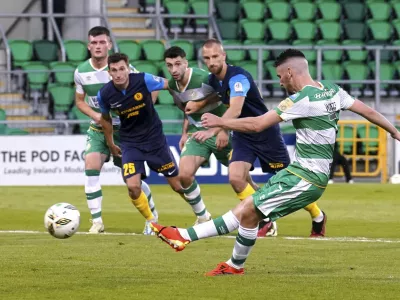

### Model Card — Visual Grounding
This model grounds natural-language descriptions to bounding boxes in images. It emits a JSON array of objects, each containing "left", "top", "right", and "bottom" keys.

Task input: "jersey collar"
[{"left": 89, "top": 58, "right": 108, "bottom": 71}]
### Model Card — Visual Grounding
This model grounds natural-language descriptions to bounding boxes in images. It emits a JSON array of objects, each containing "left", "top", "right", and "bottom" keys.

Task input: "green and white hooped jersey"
[
  {"left": 74, "top": 59, "right": 138, "bottom": 127},
  {"left": 168, "top": 67, "right": 226, "bottom": 132},
  {"left": 274, "top": 80, "right": 355, "bottom": 187}
]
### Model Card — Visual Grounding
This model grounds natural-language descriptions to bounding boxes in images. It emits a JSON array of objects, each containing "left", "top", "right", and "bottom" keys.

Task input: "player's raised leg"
[{"left": 179, "top": 151, "right": 211, "bottom": 225}]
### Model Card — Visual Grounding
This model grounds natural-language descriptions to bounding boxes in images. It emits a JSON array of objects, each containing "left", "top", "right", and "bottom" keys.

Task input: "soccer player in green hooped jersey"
[
  {"left": 151, "top": 49, "right": 400, "bottom": 275},
  {"left": 164, "top": 46, "right": 261, "bottom": 226},
  {"left": 74, "top": 26, "right": 158, "bottom": 234}
]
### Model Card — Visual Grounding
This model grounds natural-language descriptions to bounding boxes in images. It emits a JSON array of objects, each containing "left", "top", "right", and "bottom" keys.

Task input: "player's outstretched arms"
[
  {"left": 348, "top": 99, "right": 400, "bottom": 141},
  {"left": 201, "top": 110, "right": 282, "bottom": 133}
]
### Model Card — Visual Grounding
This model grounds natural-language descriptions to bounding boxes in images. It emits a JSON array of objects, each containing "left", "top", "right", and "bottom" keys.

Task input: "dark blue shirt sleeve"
[
  {"left": 97, "top": 90, "right": 110, "bottom": 114},
  {"left": 144, "top": 73, "right": 165, "bottom": 92},
  {"left": 228, "top": 74, "right": 251, "bottom": 97}
]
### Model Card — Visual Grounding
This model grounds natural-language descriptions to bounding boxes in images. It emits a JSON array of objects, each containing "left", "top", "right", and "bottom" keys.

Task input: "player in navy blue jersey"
[
  {"left": 98, "top": 53, "right": 183, "bottom": 234},
  {"left": 192, "top": 39, "right": 326, "bottom": 237}
]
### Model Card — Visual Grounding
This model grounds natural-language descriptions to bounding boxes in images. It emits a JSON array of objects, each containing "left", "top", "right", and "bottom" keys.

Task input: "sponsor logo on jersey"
[
  {"left": 315, "top": 88, "right": 335, "bottom": 99},
  {"left": 234, "top": 82, "right": 243, "bottom": 92},
  {"left": 134, "top": 92, "right": 143, "bottom": 101}
]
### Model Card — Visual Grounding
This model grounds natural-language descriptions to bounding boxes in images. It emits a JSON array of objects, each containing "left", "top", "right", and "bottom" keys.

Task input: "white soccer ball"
[
  {"left": 44, "top": 203, "right": 80, "bottom": 239},
  {"left": 390, "top": 174, "right": 400, "bottom": 184}
]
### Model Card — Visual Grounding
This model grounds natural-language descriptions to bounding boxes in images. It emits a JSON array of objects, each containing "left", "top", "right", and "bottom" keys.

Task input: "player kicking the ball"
[{"left": 151, "top": 49, "right": 400, "bottom": 275}]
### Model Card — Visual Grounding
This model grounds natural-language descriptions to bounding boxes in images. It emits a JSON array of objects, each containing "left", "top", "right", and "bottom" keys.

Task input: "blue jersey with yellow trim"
[
  {"left": 209, "top": 65, "right": 281, "bottom": 142},
  {"left": 98, "top": 72, "right": 165, "bottom": 150}
]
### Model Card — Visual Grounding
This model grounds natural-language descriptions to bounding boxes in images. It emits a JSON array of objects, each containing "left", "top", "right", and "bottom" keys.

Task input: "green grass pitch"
[{"left": 0, "top": 184, "right": 399, "bottom": 300}]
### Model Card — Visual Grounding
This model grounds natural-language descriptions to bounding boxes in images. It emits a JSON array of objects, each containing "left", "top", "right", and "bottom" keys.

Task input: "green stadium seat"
[
  {"left": 357, "top": 125, "right": 379, "bottom": 154},
  {"left": 267, "top": 1, "right": 290, "bottom": 21},
  {"left": 217, "top": 1, "right": 239, "bottom": 21},
  {"left": 50, "top": 62, "right": 75, "bottom": 85},
  {"left": 160, "top": 64, "right": 171, "bottom": 79},
  {"left": 188, "top": 60, "right": 199, "bottom": 68},
  {"left": 239, "top": 61, "right": 260, "bottom": 80},
  {"left": 308, "top": 64, "right": 316, "bottom": 79},
  {"left": 317, "top": 1, "right": 341, "bottom": 21},
  {"left": 0, "top": 109, "right": 6, "bottom": 134},
  {"left": 217, "top": 20, "right": 239, "bottom": 40},
  {"left": 132, "top": 61, "right": 159, "bottom": 75},
  {"left": 71, "top": 106, "right": 90, "bottom": 134},
  {"left": 367, "top": 2, "right": 391, "bottom": 21},
  {"left": 157, "top": 90, "right": 175, "bottom": 105},
  {"left": 367, "top": 20, "right": 392, "bottom": 43},
  {"left": 165, "top": 1, "right": 189, "bottom": 26},
  {"left": 343, "top": 61, "right": 370, "bottom": 90},
  {"left": 267, "top": 40, "right": 291, "bottom": 59},
  {"left": 318, "top": 21, "right": 341, "bottom": 41},
  {"left": 224, "top": 40, "right": 246, "bottom": 63},
  {"left": 343, "top": 21, "right": 367, "bottom": 40},
  {"left": 32, "top": 40, "right": 59, "bottom": 63},
  {"left": 266, "top": 20, "right": 292, "bottom": 41},
  {"left": 292, "top": 1, "right": 316, "bottom": 21},
  {"left": 8, "top": 40, "right": 33, "bottom": 68},
  {"left": 63, "top": 40, "right": 88, "bottom": 63},
  {"left": 393, "top": 19, "right": 400, "bottom": 39},
  {"left": 170, "top": 40, "right": 194, "bottom": 60},
  {"left": 241, "top": 20, "right": 266, "bottom": 41},
  {"left": 291, "top": 20, "right": 316, "bottom": 40},
  {"left": 343, "top": 3, "right": 366, "bottom": 21},
  {"left": 48, "top": 84, "right": 75, "bottom": 114},
  {"left": 292, "top": 40, "right": 315, "bottom": 62},
  {"left": 242, "top": 2, "right": 265, "bottom": 21},
  {"left": 316, "top": 40, "right": 343, "bottom": 62},
  {"left": 392, "top": 1, "right": 400, "bottom": 19},
  {"left": 154, "top": 104, "right": 184, "bottom": 134},
  {"left": 244, "top": 40, "right": 270, "bottom": 61},
  {"left": 264, "top": 60, "right": 281, "bottom": 90},
  {"left": 117, "top": 40, "right": 142, "bottom": 61},
  {"left": 191, "top": 1, "right": 209, "bottom": 26},
  {"left": 22, "top": 62, "right": 50, "bottom": 90},
  {"left": 322, "top": 62, "right": 344, "bottom": 80},
  {"left": 368, "top": 62, "right": 396, "bottom": 90},
  {"left": 342, "top": 40, "right": 367, "bottom": 62},
  {"left": 141, "top": 40, "right": 165, "bottom": 61}
]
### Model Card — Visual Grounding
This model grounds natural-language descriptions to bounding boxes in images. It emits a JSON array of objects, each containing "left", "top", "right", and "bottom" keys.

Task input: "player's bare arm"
[
  {"left": 349, "top": 99, "right": 400, "bottom": 141},
  {"left": 179, "top": 116, "right": 190, "bottom": 150},
  {"left": 192, "top": 95, "right": 244, "bottom": 142},
  {"left": 202, "top": 109, "right": 282, "bottom": 133},
  {"left": 99, "top": 113, "right": 121, "bottom": 157},
  {"left": 185, "top": 93, "right": 220, "bottom": 115}
]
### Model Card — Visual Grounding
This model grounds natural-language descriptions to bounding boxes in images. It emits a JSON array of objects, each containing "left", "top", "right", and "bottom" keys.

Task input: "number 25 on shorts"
[{"left": 123, "top": 163, "right": 136, "bottom": 176}]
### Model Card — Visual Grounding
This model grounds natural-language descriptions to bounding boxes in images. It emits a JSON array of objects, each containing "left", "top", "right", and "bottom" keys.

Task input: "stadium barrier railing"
[{"left": 336, "top": 120, "right": 388, "bottom": 183}]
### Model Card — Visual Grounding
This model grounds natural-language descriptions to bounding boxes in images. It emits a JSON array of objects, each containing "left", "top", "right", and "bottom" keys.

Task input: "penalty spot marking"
[{"left": 0, "top": 230, "right": 399, "bottom": 243}]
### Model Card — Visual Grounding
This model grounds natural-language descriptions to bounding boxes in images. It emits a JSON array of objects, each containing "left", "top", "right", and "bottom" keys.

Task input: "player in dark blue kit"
[
  {"left": 98, "top": 53, "right": 183, "bottom": 234},
  {"left": 192, "top": 39, "right": 326, "bottom": 237}
]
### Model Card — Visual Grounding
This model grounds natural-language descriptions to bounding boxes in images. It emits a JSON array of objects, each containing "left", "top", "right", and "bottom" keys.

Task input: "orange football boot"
[
  {"left": 150, "top": 222, "right": 190, "bottom": 252},
  {"left": 205, "top": 262, "right": 244, "bottom": 276}
]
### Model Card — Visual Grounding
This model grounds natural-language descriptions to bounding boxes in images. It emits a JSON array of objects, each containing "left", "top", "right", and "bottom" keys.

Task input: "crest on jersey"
[
  {"left": 134, "top": 92, "right": 143, "bottom": 101},
  {"left": 153, "top": 75, "right": 162, "bottom": 82},
  {"left": 277, "top": 98, "right": 294, "bottom": 112},
  {"left": 234, "top": 82, "right": 243, "bottom": 92}
]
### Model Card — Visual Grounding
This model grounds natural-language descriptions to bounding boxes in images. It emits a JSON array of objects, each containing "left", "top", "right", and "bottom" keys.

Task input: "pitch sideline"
[{"left": 0, "top": 230, "right": 399, "bottom": 243}]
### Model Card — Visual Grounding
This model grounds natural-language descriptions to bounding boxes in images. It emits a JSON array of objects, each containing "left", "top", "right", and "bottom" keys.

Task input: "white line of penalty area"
[{"left": 0, "top": 230, "right": 399, "bottom": 243}]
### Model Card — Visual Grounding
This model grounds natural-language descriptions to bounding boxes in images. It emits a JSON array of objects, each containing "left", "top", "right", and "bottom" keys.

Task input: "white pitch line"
[{"left": 0, "top": 230, "right": 399, "bottom": 243}]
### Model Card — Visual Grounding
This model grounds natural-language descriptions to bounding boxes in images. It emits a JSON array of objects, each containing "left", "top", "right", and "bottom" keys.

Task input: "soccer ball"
[
  {"left": 44, "top": 203, "right": 80, "bottom": 239},
  {"left": 389, "top": 174, "right": 400, "bottom": 184}
]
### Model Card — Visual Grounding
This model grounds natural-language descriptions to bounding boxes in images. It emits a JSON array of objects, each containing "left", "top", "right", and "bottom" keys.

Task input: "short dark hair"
[
  {"left": 203, "top": 38, "right": 222, "bottom": 48},
  {"left": 274, "top": 49, "right": 306, "bottom": 67},
  {"left": 88, "top": 26, "right": 110, "bottom": 37},
  {"left": 164, "top": 46, "right": 186, "bottom": 60},
  {"left": 108, "top": 53, "right": 129, "bottom": 68}
]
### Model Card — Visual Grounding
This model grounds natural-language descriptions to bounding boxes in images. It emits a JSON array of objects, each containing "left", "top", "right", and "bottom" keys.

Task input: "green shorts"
[
  {"left": 181, "top": 135, "right": 232, "bottom": 166},
  {"left": 253, "top": 169, "right": 324, "bottom": 222},
  {"left": 85, "top": 125, "right": 121, "bottom": 168}
]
